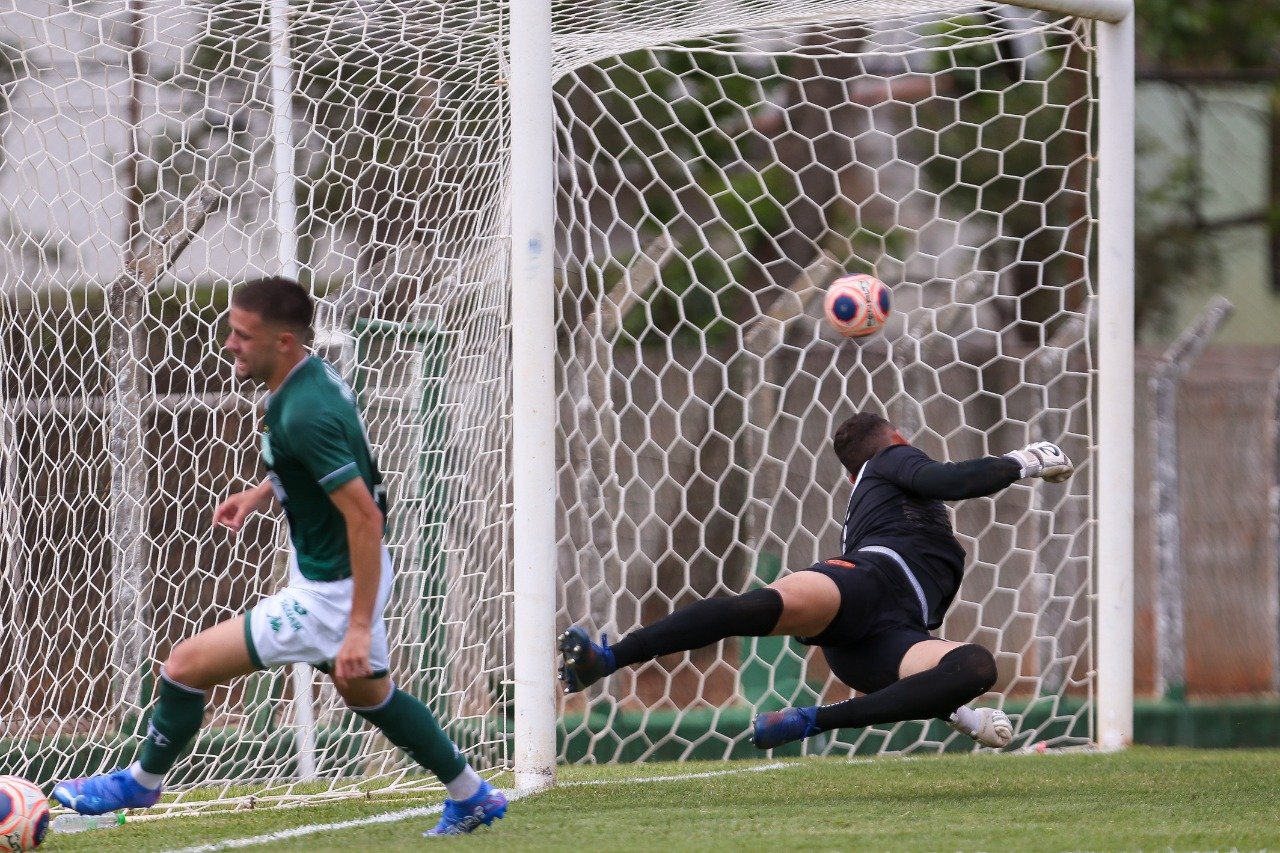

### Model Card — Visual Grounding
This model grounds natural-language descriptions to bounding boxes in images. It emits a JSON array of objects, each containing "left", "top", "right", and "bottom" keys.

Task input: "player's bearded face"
[{"left": 224, "top": 306, "right": 283, "bottom": 383}]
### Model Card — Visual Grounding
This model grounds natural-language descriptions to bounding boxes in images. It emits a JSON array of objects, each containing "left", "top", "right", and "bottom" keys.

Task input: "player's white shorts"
[{"left": 244, "top": 548, "right": 395, "bottom": 675}]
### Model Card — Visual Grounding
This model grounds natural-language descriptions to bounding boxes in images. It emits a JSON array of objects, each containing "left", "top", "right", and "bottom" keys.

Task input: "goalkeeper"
[
  {"left": 54, "top": 277, "right": 506, "bottom": 836},
  {"left": 559, "top": 412, "right": 1073, "bottom": 750}
]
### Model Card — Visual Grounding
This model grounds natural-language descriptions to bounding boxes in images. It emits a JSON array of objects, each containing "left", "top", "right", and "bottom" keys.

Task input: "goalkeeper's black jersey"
[{"left": 839, "top": 443, "right": 1021, "bottom": 628}]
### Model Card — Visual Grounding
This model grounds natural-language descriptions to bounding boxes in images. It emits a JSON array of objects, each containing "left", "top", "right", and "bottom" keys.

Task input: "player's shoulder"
[
  {"left": 275, "top": 363, "right": 351, "bottom": 427},
  {"left": 864, "top": 442, "right": 933, "bottom": 479},
  {"left": 871, "top": 442, "right": 930, "bottom": 466},
  {"left": 286, "top": 358, "right": 356, "bottom": 405}
]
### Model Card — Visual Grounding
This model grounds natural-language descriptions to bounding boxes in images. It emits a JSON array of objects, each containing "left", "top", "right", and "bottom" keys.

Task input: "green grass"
[{"left": 41, "top": 748, "right": 1280, "bottom": 852}]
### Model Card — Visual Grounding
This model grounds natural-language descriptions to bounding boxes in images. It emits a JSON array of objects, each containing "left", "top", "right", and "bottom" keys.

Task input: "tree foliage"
[
  {"left": 1136, "top": 0, "right": 1280, "bottom": 72},
  {"left": 1131, "top": 1, "right": 1280, "bottom": 338}
]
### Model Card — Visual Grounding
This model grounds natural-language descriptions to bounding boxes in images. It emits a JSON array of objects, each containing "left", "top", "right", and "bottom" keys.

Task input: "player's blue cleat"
[
  {"left": 751, "top": 706, "right": 820, "bottom": 749},
  {"left": 557, "top": 626, "right": 616, "bottom": 693},
  {"left": 425, "top": 780, "right": 508, "bottom": 836},
  {"left": 52, "top": 768, "right": 162, "bottom": 815}
]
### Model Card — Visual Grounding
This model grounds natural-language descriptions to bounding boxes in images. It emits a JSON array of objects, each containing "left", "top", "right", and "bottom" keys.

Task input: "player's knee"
[
  {"left": 940, "top": 644, "right": 997, "bottom": 695},
  {"left": 338, "top": 676, "right": 393, "bottom": 710},
  {"left": 733, "top": 588, "right": 784, "bottom": 633},
  {"left": 162, "top": 641, "right": 201, "bottom": 689}
]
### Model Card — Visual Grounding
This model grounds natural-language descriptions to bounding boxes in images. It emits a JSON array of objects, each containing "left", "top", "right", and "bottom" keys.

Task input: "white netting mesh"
[
  {"left": 0, "top": 0, "right": 510, "bottom": 810},
  {"left": 0, "top": 0, "right": 1102, "bottom": 808},
  {"left": 553, "top": 4, "right": 1095, "bottom": 761}
]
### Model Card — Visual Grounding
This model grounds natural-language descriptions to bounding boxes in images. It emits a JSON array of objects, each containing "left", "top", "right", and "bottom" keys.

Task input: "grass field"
[{"left": 40, "top": 747, "right": 1280, "bottom": 852}]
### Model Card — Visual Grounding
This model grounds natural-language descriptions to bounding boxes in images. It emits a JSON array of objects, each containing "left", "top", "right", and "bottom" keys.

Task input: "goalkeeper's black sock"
[
  {"left": 138, "top": 670, "right": 207, "bottom": 777},
  {"left": 610, "top": 588, "right": 783, "bottom": 669},
  {"left": 812, "top": 644, "right": 997, "bottom": 732}
]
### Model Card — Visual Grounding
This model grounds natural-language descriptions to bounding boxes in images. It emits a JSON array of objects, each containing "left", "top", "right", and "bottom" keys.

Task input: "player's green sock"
[
  {"left": 353, "top": 688, "right": 467, "bottom": 784},
  {"left": 138, "top": 673, "right": 207, "bottom": 776}
]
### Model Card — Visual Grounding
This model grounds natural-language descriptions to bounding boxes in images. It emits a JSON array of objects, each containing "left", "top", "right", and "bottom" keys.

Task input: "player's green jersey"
[{"left": 261, "top": 356, "right": 387, "bottom": 581}]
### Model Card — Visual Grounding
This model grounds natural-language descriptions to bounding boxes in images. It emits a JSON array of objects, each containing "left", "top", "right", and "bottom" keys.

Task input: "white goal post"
[{"left": 512, "top": 0, "right": 1134, "bottom": 789}]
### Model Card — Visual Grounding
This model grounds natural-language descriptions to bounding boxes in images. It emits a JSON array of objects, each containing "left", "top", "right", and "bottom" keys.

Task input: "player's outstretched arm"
[
  {"left": 1003, "top": 441, "right": 1074, "bottom": 483},
  {"left": 905, "top": 441, "right": 1073, "bottom": 501},
  {"left": 909, "top": 456, "right": 1022, "bottom": 500}
]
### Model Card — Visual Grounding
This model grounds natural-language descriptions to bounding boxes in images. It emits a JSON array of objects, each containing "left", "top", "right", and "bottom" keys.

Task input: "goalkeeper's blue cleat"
[
  {"left": 425, "top": 780, "right": 508, "bottom": 836},
  {"left": 557, "top": 626, "right": 616, "bottom": 693},
  {"left": 52, "top": 768, "right": 161, "bottom": 815},
  {"left": 751, "top": 706, "right": 820, "bottom": 750}
]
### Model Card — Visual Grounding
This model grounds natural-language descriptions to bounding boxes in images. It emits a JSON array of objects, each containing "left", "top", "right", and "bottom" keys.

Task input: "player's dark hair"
[
  {"left": 832, "top": 412, "right": 896, "bottom": 476},
  {"left": 232, "top": 277, "right": 314, "bottom": 345}
]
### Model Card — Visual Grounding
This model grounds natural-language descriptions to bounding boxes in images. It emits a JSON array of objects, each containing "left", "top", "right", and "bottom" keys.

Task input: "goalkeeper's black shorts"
[{"left": 795, "top": 552, "right": 936, "bottom": 694}]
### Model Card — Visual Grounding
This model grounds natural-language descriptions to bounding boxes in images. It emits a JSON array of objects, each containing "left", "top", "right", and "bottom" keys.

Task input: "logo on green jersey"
[{"left": 260, "top": 429, "right": 274, "bottom": 466}]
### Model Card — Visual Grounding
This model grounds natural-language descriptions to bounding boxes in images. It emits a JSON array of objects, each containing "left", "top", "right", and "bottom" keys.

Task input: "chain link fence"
[{"left": 1135, "top": 345, "right": 1280, "bottom": 698}]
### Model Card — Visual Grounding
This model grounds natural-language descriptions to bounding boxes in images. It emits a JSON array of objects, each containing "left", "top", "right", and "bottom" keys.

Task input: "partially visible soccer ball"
[
  {"left": 0, "top": 777, "right": 48, "bottom": 852},
  {"left": 823, "top": 273, "right": 891, "bottom": 338}
]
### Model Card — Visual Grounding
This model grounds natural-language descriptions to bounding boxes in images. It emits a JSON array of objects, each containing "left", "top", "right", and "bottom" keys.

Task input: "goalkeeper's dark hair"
[
  {"left": 232, "top": 277, "right": 314, "bottom": 346},
  {"left": 833, "top": 412, "right": 896, "bottom": 476}
]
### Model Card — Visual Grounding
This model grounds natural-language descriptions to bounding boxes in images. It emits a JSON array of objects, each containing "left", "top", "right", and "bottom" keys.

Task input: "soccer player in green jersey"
[{"left": 54, "top": 277, "right": 507, "bottom": 836}]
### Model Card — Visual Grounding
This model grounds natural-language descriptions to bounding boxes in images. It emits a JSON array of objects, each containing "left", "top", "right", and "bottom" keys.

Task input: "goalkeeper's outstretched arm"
[{"left": 908, "top": 441, "right": 1075, "bottom": 501}]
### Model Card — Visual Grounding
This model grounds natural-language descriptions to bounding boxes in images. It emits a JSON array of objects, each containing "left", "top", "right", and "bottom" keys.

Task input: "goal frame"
[{"left": 510, "top": 0, "right": 1136, "bottom": 792}]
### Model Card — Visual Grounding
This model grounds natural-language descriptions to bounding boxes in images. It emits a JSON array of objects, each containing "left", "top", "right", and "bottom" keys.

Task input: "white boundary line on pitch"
[{"left": 158, "top": 761, "right": 803, "bottom": 853}]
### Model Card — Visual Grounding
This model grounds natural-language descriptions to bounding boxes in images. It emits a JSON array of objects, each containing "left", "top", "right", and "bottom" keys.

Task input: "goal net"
[
  {"left": 0, "top": 0, "right": 1115, "bottom": 811},
  {"left": 0, "top": 0, "right": 512, "bottom": 811},
  {"left": 552, "top": 2, "right": 1098, "bottom": 762}
]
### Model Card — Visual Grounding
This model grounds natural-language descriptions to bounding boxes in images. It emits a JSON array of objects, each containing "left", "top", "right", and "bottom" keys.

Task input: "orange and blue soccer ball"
[
  {"left": 0, "top": 776, "right": 49, "bottom": 851},
  {"left": 823, "top": 273, "right": 891, "bottom": 338}
]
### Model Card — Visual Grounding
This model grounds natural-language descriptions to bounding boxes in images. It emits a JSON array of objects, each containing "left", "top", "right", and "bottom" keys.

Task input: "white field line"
[
  {"left": 148, "top": 749, "right": 1084, "bottom": 852},
  {"left": 159, "top": 802, "right": 450, "bottom": 853},
  {"left": 158, "top": 762, "right": 803, "bottom": 853},
  {"left": 557, "top": 759, "right": 796, "bottom": 786}
]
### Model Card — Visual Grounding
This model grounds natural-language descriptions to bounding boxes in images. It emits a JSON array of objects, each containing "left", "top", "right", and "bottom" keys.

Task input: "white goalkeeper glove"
[{"left": 1004, "top": 441, "right": 1074, "bottom": 483}]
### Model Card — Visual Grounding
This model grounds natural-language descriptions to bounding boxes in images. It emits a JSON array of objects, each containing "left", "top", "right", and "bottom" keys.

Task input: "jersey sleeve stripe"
[{"left": 318, "top": 461, "right": 358, "bottom": 487}]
